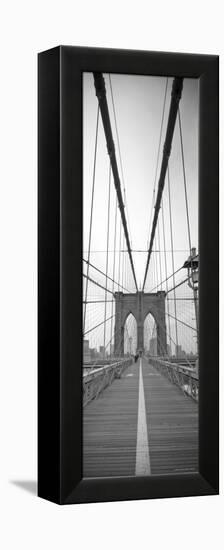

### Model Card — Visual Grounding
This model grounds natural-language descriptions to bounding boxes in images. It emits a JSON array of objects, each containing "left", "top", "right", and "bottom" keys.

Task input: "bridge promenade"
[
  {"left": 83, "top": 72, "right": 200, "bottom": 480},
  {"left": 83, "top": 358, "right": 198, "bottom": 478}
]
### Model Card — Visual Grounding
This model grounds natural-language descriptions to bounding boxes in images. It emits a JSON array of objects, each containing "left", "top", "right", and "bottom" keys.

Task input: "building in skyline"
[
  {"left": 83, "top": 339, "right": 91, "bottom": 363},
  {"left": 99, "top": 346, "right": 105, "bottom": 358},
  {"left": 175, "top": 344, "right": 186, "bottom": 358},
  {"left": 149, "top": 337, "right": 157, "bottom": 356}
]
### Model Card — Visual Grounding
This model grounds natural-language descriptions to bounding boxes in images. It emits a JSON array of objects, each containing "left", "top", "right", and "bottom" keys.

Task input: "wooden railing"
[
  {"left": 149, "top": 357, "right": 199, "bottom": 402},
  {"left": 83, "top": 358, "right": 133, "bottom": 407}
]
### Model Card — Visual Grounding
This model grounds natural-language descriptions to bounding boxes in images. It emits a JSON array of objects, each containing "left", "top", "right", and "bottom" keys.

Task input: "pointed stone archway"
[
  {"left": 114, "top": 291, "right": 167, "bottom": 356},
  {"left": 144, "top": 311, "right": 158, "bottom": 354},
  {"left": 123, "top": 312, "right": 137, "bottom": 355}
]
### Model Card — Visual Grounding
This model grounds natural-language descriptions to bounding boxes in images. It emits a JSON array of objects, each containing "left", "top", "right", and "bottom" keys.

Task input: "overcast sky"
[{"left": 83, "top": 71, "right": 199, "bottom": 289}]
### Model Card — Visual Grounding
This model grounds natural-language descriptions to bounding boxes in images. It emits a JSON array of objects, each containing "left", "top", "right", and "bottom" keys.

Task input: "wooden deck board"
[
  {"left": 83, "top": 358, "right": 198, "bottom": 478},
  {"left": 83, "top": 362, "right": 139, "bottom": 477},
  {"left": 142, "top": 359, "right": 198, "bottom": 475}
]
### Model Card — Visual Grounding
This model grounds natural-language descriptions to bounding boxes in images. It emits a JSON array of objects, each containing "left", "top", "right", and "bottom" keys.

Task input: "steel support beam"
[
  {"left": 93, "top": 72, "right": 138, "bottom": 292},
  {"left": 143, "top": 77, "right": 183, "bottom": 290}
]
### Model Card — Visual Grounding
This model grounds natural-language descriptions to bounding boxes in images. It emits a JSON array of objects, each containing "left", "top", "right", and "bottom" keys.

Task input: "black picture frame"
[{"left": 38, "top": 45, "right": 219, "bottom": 505}]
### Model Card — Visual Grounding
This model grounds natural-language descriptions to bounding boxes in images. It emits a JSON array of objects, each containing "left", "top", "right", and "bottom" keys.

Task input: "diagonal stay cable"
[
  {"left": 153, "top": 301, "right": 197, "bottom": 332},
  {"left": 83, "top": 273, "right": 114, "bottom": 295},
  {"left": 83, "top": 300, "right": 114, "bottom": 304},
  {"left": 153, "top": 314, "right": 196, "bottom": 369},
  {"left": 148, "top": 265, "right": 183, "bottom": 293},
  {"left": 93, "top": 72, "right": 138, "bottom": 291},
  {"left": 84, "top": 314, "right": 115, "bottom": 337},
  {"left": 83, "top": 258, "right": 131, "bottom": 294},
  {"left": 166, "top": 276, "right": 189, "bottom": 294},
  {"left": 142, "top": 77, "right": 183, "bottom": 290}
]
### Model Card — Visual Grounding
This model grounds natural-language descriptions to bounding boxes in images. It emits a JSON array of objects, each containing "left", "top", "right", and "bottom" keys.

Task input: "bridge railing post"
[
  {"left": 149, "top": 357, "right": 199, "bottom": 402},
  {"left": 83, "top": 357, "right": 133, "bottom": 406}
]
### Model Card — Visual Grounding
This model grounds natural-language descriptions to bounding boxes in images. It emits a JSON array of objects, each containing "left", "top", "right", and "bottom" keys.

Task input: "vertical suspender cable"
[
  {"left": 83, "top": 105, "right": 99, "bottom": 333},
  {"left": 146, "top": 78, "right": 168, "bottom": 252},
  {"left": 161, "top": 198, "right": 172, "bottom": 355},
  {"left": 157, "top": 218, "right": 163, "bottom": 290},
  {"left": 110, "top": 198, "right": 118, "bottom": 353},
  {"left": 178, "top": 109, "right": 192, "bottom": 251},
  {"left": 152, "top": 251, "right": 155, "bottom": 289},
  {"left": 125, "top": 249, "right": 127, "bottom": 289},
  {"left": 143, "top": 77, "right": 183, "bottom": 290},
  {"left": 154, "top": 235, "right": 159, "bottom": 289},
  {"left": 109, "top": 75, "right": 133, "bottom": 250},
  {"left": 118, "top": 218, "right": 122, "bottom": 287},
  {"left": 178, "top": 108, "right": 198, "bottom": 335},
  {"left": 94, "top": 73, "right": 138, "bottom": 291},
  {"left": 103, "top": 163, "right": 112, "bottom": 358},
  {"left": 167, "top": 166, "right": 179, "bottom": 355},
  {"left": 122, "top": 233, "right": 125, "bottom": 288}
]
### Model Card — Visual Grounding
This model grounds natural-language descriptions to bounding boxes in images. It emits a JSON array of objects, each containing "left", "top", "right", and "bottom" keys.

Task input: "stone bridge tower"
[{"left": 114, "top": 291, "right": 167, "bottom": 356}]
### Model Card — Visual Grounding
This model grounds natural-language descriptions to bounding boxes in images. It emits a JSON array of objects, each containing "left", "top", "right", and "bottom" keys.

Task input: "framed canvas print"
[{"left": 38, "top": 46, "right": 219, "bottom": 504}]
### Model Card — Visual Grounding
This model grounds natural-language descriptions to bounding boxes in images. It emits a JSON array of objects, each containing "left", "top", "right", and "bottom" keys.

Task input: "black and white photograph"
[
  {"left": 83, "top": 71, "right": 199, "bottom": 478},
  {"left": 0, "top": 0, "right": 221, "bottom": 544}
]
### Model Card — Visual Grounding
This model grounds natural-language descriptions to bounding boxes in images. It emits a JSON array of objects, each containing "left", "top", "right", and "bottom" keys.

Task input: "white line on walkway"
[{"left": 135, "top": 358, "right": 151, "bottom": 476}]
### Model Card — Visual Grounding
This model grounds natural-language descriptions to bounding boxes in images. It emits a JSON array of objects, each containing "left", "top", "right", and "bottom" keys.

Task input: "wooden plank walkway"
[
  {"left": 142, "top": 360, "right": 198, "bottom": 475},
  {"left": 83, "top": 357, "right": 198, "bottom": 478}
]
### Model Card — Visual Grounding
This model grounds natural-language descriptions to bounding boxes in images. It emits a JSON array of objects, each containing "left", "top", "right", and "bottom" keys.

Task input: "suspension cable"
[
  {"left": 83, "top": 105, "right": 99, "bottom": 332},
  {"left": 157, "top": 218, "right": 163, "bottom": 290},
  {"left": 84, "top": 300, "right": 114, "bottom": 304},
  {"left": 83, "top": 258, "right": 130, "bottom": 294},
  {"left": 110, "top": 198, "right": 118, "bottom": 350},
  {"left": 161, "top": 198, "right": 172, "bottom": 354},
  {"left": 83, "top": 274, "right": 114, "bottom": 295},
  {"left": 146, "top": 78, "right": 168, "bottom": 247},
  {"left": 178, "top": 108, "right": 199, "bottom": 334},
  {"left": 108, "top": 75, "right": 133, "bottom": 247},
  {"left": 103, "top": 164, "right": 112, "bottom": 357},
  {"left": 93, "top": 72, "right": 138, "bottom": 291},
  {"left": 142, "top": 77, "right": 183, "bottom": 290},
  {"left": 153, "top": 314, "right": 195, "bottom": 369},
  {"left": 166, "top": 276, "right": 189, "bottom": 294},
  {"left": 149, "top": 265, "right": 183, "bottom": 293},
  {"left": 154, "top": 301, "right": 197, "bottom": 332},
  {"left": 122, "top": 233, "right": 125, "bottom": 288},
  {"left": 154, "top": 234, "right": 159, "bottom": 291},
  {"left": 84, "top": 314, "right": 115, "bottom": 337},
  {"left": 118, "top": 217, "right": 122, "bottom": 287},
  {"left": 167, "top": 165, "right": 179, "bottom": 355}
]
